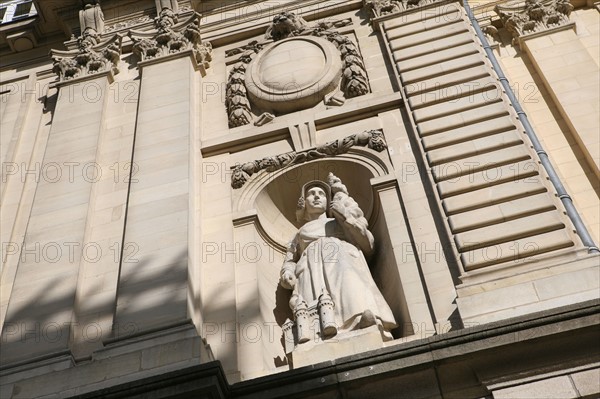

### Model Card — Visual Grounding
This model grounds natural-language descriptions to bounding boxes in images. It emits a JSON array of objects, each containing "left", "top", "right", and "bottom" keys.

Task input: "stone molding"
[
  {"left": 129, "top": 9, "right": 212, "bottom": 70},
  {"left": 495, "top": 0, "right": 574, "bottom": 43},
  {"left": 225, "top": 12, "right": 367, "bottom": 128},
  {"left": 230, "top": 129, "right": 387, "bottom": 189},
  {"left": 50, "top": 32, "right": 122, "bottom": 82}
]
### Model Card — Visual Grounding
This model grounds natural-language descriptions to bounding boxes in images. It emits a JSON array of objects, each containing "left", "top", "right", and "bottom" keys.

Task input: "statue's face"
[{"left": 305, "top": 186, "right": 327, "bottom": 216}]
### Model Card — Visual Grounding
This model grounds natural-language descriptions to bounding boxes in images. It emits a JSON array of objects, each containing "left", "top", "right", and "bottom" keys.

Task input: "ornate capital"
[
  {"left": 230, "top": 130, "right": 387, "bottom": 189},
  {"left": 129, "top": 10, "right": 212, "bottom": 70},
  {"left": 51, "top": 33, "right": 122, "bottom": 82},
  {"left": 495, "top": 0, "right": 574, "bottom": 41},
  {"left": 364, "top": 0, "right": 446, "bottom": 19}
]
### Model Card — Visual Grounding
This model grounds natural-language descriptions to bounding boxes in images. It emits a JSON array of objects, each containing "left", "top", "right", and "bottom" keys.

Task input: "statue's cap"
[{"left": 296, "top": 180, "right": 331, "bottom": 222}]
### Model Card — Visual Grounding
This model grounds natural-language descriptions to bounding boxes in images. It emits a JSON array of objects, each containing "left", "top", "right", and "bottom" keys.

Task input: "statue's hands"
[
  {"left": 330, "top": 200, "right": 347, "bottom": 221},
  {"left": 280, "top": 269, "right": 297, "bottom": 290}
]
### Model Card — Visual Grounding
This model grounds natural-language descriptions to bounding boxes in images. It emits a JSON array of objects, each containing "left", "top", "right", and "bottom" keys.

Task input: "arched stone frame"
[{"left": 230, "top": 149, "right": 435, "bottom": 375}]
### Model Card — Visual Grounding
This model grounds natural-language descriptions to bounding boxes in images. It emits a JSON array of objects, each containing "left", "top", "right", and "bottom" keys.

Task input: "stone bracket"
[{"left": 288, "top": 121, "right": 317, "bottom": 152}]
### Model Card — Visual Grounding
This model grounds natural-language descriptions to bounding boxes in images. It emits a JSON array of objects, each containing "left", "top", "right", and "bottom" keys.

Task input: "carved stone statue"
[
  {"left": 280, "top": 173, "right": 397, "bottom": 346},
  {"left": 264, "top": 11, "right": 308, "bottom": 41},
  {"left": 79, "top": 0, "right": 104, "bottom": 36},
  {"left": 155, "top": 0, "right": 179, "bottom": 13}
]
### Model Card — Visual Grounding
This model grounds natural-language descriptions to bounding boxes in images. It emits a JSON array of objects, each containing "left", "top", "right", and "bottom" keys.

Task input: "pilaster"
[
  {"left": 114, "top": 11, "right": 211, "bottom": 338},
  {"left": 0, "top": 71, "right": 114, "bottom": 365}
]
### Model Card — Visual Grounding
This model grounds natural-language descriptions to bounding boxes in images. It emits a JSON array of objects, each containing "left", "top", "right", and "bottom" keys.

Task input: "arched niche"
[{"left": 231, "top": 154, "right": 420, "bottom": 374}]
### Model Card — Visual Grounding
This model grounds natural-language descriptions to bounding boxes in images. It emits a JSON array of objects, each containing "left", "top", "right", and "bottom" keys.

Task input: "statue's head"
[
  {"left": 296, "top": 180, "right": 331, "bottom": 222},
  {"left": 81, "top": 0, "right": 99, "bottom": 9}
]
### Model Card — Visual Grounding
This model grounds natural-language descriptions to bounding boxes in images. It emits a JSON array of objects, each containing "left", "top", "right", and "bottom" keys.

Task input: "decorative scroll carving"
[
  {"left": 230, "top": 129, "right": 387, "bottom": 189},
  {"left": 225, "top": 12, "right": 367, "bottom": 128},
  {"left": 52, "top": 2, "right": 122, "bottom": 83},
  {"left": 364, "top": 0, "right": 446, "bottom": 18},
  {"left": 495, "top": 0, "right": 574, "bottom": 42},
  {"left": 129, "top": 9, "right": 212, "bottom": 69},
  {"left": 225, "top": 40, "right": 266, "bottom": 58}
]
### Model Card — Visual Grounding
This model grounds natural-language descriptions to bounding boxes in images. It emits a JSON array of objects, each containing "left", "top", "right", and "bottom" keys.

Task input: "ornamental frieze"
[{"left": 230, "top": 129, "right": 387, "bottom": 189}]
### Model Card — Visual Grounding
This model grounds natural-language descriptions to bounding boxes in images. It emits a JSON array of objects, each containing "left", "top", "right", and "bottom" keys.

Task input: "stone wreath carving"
[
  {"left": 495, "top": 0, "right": 573, "bottom": 43},
  {"left": 129, "top": 8, "right": 212, "bottom": 69},
  {"left": 364, "top": 0, "right": 445, "bottom": 18},
  {"left": 230, "top": 129, "right": 386, "bottom": 189},
  {"left": 225, "top": 12, "right": 367, "bottom": 128}
]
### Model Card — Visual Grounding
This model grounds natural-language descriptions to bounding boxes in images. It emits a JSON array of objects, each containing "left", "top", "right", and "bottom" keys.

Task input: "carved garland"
[
  {"left": 231, "top": 129, "right": 387, "bottom": 189},
  {"left": 225, "top": 13, "right": 367, "bottom": 129},
  {"left": 226, "top": 44, "right": 264, "bottom": 128}
]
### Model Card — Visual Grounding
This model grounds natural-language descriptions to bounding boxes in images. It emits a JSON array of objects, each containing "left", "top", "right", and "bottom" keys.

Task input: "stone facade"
[{"left": 0, "top": 0, "right": 598, "bottom": 398}]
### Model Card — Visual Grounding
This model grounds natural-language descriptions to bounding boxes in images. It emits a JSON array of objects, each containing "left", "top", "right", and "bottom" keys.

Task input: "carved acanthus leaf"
[
  {"left": 129, "top": 9, "right": 212, "bottom": 69},
  {"left": 364, "top": 0, "right": 446, "bottom": 19},
  {"left": 230, "top": 130, "right": 387, "bottom": 189},
  {"left": 495, "top": 0, "right": 573, "bottom": 42},
  {"left": 51, "top": 33, "right": 122, "bottom": 82}
]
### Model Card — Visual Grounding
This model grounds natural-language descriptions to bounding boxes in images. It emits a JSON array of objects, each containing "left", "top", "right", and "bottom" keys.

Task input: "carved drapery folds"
[
  {"left": 80, "top": 0, "right": 105, "bottom": 36},
  {"left": 364, "top": 0, "right": 446, "bottom": 18},
  {"left": 52, "top": 1, "right": 122, "bottom": 82},
  {"left": 230, "top": 129, "right": 387, "bottom": 189},
  {"left": 130, "top": 9, "right": 212, "bottom": 69},
  {"left": 225, "top": 12, "right": 367, "bottom": 129},
  {"left": 495, "top": 0, "right": 574, "bottom": 42}
]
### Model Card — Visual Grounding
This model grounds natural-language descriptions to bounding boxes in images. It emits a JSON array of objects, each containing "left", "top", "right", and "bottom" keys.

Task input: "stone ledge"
[{"left": 34, "top": 299, "right": 599, "bottom": 399}]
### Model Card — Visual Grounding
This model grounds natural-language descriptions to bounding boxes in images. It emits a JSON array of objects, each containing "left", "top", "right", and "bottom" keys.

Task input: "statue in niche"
[
  {"left": 280, "top": 173, "right": 397, "bottom": 347},
  {"left": 79, "top": 0, "right": 104, "bottom": 36}
]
